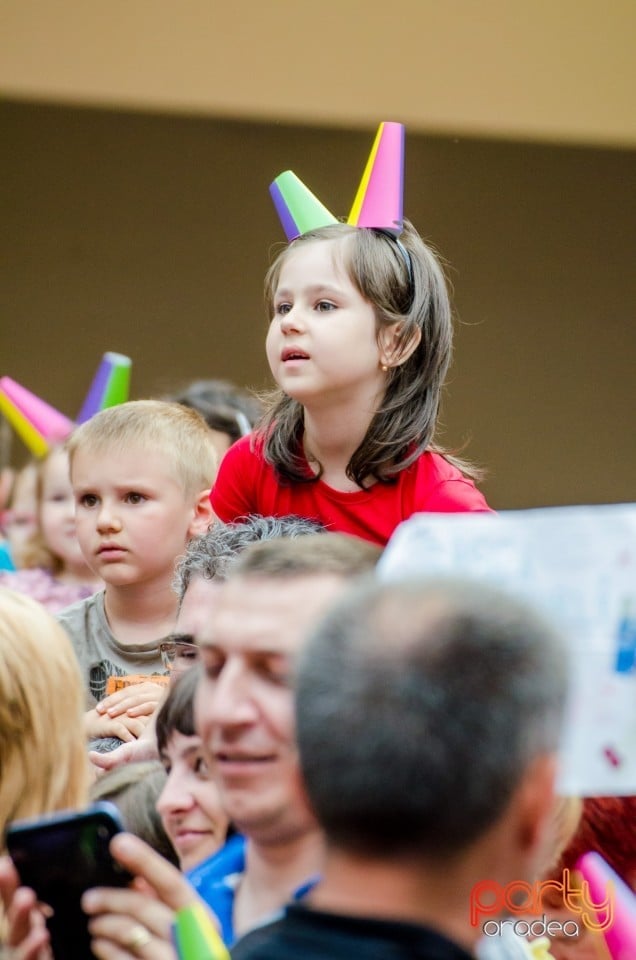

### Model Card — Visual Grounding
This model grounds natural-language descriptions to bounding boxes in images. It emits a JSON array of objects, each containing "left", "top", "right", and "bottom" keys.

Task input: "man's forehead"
[
  {"left": 176, "top": 575, "right": 224, "bottom": 635},
  {"left": 193, "top": 572, "right": 347, "bottom": 650}
]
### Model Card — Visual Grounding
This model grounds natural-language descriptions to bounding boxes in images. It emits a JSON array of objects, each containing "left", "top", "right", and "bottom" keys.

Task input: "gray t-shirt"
[{"left": 57, "top": 591, "right": 166, "bottom": 707}]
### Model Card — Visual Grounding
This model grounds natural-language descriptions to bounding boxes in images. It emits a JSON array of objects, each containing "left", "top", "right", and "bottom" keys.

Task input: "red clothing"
[{"left": 211, "top": 435, "right": 493, "bottom": 547}]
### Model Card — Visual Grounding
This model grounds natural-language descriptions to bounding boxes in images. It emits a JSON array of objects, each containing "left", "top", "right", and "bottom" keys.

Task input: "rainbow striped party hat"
[{"left": 270, "top": 121, "right": 405, "bottom": 240}]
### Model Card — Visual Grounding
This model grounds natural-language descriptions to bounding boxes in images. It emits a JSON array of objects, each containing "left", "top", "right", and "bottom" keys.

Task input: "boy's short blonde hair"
[{"left": 67, "top": 400, "right": 217, "bottom": 497}]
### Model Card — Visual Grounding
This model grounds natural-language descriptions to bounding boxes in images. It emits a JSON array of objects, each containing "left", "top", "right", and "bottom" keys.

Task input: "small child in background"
[
  {"left": 0, "top": 448, "right": 102, "bottom": 612},
  {"left": 165, "top": 377, "right": 263, "bottom": 461},
  {"left": 0, "top": 447, "right": 15, "bottom": 570},
  {"left": 2, "top": 461, "right": 39, "bottom": 569},
  {"left": 211, "top": 125, "right": 493, "bottom": 546},
  {"left": 57, "top": 400, "right": 216, "bottom": 743}
]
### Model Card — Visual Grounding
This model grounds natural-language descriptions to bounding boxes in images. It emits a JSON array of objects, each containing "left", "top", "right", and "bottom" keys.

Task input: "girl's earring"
[{"left": 380, "top": 363, "right": 389, "bottom": 372}]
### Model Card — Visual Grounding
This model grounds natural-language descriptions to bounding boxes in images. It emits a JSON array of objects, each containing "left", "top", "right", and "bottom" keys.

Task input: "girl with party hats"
[{"left": 211, "top": 122, "right": 493, "bottom": 545}]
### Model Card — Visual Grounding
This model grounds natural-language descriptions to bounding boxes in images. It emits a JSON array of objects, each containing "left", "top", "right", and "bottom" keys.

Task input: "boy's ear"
[
  {"left": 188, "top": 489, "right": 214, "bottom": 537},
  {"left": 379, "top": 321, "right": 421, "bottom": 369}
]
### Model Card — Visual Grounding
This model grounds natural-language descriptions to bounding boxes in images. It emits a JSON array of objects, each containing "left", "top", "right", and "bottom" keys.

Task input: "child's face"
[
  {"left": 71, "top": 445, "right": 202, "bottom": 589},
  {"left": 39, "top": 448, "right": 87, "bottom": 572},
  {"left": 156, "top": 729, "right": 229, "bottom": 871},
  {"left": 266, "top": 238, "right": 389, "bottom": 410},
  {"left": 6, "top": 463, "right": 38, "bottom": 563}
]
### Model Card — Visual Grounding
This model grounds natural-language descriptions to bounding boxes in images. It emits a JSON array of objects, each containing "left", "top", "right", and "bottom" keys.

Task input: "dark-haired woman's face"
[{"left": 156, "top": 731, "right": 229, "bottom": 871}]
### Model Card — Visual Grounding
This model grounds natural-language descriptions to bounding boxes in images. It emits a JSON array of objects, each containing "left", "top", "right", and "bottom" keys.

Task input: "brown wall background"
[{"left": 2, "top": 99, "right": 634, "bottom": 509}]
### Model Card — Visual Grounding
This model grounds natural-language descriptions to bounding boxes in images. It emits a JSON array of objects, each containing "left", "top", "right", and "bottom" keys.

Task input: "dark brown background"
[{"left": 2, "top": 99, "right": 635, "bottom": 509}]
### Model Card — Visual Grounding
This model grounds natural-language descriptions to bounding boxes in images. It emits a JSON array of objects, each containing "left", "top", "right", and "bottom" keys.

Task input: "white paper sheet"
[{"left": 377, "top": 504, "right": 636, "bottom": 796}]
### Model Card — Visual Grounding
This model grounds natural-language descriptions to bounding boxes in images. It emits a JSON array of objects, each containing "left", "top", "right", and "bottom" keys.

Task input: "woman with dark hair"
[{"left": 155, "top": 668, "right": 231, "bottom": 873}]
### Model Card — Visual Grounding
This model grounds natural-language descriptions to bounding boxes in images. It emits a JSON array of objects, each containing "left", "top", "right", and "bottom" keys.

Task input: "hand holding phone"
[{"left": 5, "top": 802, "right": 132, "bottom": 960}]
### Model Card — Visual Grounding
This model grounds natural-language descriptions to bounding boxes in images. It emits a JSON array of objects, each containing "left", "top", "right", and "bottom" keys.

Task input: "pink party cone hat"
[
  {"left": 0, "top": 377, "right": 74, "bottom": 457},
  {"left": 348, "top": 121, "right": 405, "bottom": 234},
  {"left": 577, "top": 851, "right": 636, "bottom": 960}
]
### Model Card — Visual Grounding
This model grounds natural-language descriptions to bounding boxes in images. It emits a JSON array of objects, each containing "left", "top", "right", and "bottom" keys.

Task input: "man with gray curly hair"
[{"left": 173, "top": 515, "right": 324, "bottom": 604}]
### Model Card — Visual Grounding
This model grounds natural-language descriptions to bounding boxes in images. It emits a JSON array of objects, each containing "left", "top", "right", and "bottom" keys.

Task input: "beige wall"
[{"left": 2, "top": 0, "right": 635, "bottom": 148}]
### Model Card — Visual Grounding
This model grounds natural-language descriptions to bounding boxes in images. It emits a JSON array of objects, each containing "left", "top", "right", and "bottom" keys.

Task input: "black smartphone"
[{"left": 5, "top": 801, "right": 133, "bottom": 960}]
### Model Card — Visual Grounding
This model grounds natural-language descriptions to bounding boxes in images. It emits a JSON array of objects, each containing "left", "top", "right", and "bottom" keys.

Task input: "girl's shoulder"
[
  {"left": 212, "top": 432, "right": 275, "bottom": 521},
  {"left": 415, "top": 450, "right": 468, "bottom": 480},
  {"left": 216, "top": 433, "right": 270, "bottom": 481},
  {"left": 407, "top": 451, "right": 493, "bottom": 513},
  {"left": 222, "top": 432, "right": 265, "bottom": 461}
]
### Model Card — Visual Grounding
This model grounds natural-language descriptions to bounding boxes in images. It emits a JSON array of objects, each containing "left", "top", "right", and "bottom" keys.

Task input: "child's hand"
[
  {"left": 89, "top": 737, "right": 160, "bottom": 776},
  {"left": 96, "top": 682, "right": 167, "bottom": 720},
  {"left": 84, "top": 708, "right": 147, "bottom": 743}
]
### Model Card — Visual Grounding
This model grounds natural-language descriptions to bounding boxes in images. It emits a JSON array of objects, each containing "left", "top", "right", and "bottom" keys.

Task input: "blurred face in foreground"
[{"left": 193, "top": 573, "right": 346, "bottom": 844}]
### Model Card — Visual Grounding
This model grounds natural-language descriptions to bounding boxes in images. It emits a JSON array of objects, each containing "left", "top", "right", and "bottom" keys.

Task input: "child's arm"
[
  {"left": 84, "top": 707, "right": 148, "bottom": 742},
  {"left": 89, "top": 732, "right": 159, "bottom": 774},
  {"left": 89, "top": 695, "right": 162, "bottom": 773},
  {"left": 96, "top": 680, "right": 167, "bottom": 720},
  {"left": 85, "top": 674, "right": 167, "bottom": 741}
]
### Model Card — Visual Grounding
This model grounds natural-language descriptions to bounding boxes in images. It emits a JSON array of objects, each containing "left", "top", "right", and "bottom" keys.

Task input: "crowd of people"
[{"left": 0, "top": 121, "right": 633, "bottom": 960}]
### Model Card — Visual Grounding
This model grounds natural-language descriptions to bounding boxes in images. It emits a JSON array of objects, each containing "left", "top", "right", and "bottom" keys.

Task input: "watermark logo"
[{"left": 470, "top": 870, "right": 614, "bottom": 939}]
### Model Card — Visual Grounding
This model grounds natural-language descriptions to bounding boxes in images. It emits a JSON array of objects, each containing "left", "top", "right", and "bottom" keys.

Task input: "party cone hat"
[
  {"left": 0, "top": 377, "right": 74, "bottom": 457},
  {"left": 577, "top": 851, "right": 636, "bottom": 960},
  {"left": 348, "top": 121, "right": 405, "bottom": 234},
  {"left": 270, "top": 170, "right": 338, "bottom": 241},
  {"left": 77, "top": 352, "right": 132, "bottom": 424},
  {"left": 172, "top": 902, "right": 230, "bottom": 960}
]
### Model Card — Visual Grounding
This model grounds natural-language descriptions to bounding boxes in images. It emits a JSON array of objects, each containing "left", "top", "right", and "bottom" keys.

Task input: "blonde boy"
[{"left": 58, "top": 400, "right": 216, "bottom": 742}]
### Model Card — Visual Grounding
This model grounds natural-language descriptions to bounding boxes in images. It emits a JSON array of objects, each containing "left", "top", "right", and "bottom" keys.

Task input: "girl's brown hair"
[
  {"left": 20, "top": 447, "right": 67, "bottom": 574},
  {"left": 260, "top": 221, "right": 466, "bottom": 488}
]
